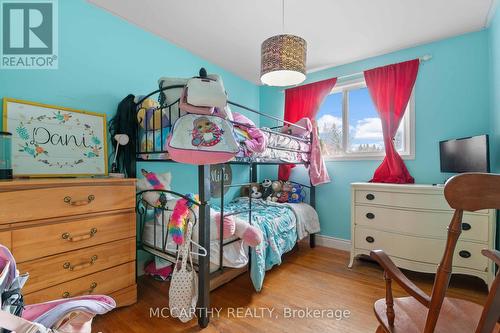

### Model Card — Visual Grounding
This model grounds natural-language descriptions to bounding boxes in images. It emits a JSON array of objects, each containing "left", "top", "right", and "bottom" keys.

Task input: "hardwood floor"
[{"left": 93, "top": 244, "right": 489, "bottom": 332}]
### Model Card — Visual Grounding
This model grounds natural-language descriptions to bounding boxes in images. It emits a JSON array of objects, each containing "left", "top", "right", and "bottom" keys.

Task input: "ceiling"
[{"left": 88, "top": 0, "right": 496, "bottom": 84}]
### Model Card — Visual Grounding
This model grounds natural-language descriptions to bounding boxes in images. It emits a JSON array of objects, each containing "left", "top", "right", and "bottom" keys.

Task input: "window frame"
[{"left": 320, "top": 77, "right": 415, "bottom": 161}]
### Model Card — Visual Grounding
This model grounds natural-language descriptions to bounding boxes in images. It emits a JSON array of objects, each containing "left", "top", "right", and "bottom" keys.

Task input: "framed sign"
[
  {"left": 210, "top": 164, "right": 232, "bottom": 198},
  {"left": 2, "top": 98, "right": 108, "bottom": 177}
]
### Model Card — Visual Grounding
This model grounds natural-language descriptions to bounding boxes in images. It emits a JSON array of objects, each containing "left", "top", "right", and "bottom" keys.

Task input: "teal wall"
[
  {"left": 0, "top": 0, "right": 260, "bottom": 194},
  {"left": 490, "top": 7, "right": 500, "bottom": 174},
  {"left": 0, "top": 1, "right": 259, "bottom": 270},
  {"left": 260, "top": 30, "right": 492, "bottom": 240}
]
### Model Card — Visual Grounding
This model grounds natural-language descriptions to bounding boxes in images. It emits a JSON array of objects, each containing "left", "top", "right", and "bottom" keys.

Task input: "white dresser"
[{"left": 349, "top": 182, "right": 496, "bottom": 287}]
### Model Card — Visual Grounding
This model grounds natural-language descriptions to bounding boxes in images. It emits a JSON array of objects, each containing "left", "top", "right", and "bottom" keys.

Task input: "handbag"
[
  {"left": 185, "top": 74, "right": 227, "bottom": 109},
  {"left": 179, "top": 87, "right": 215, "bottom": 116},
  {"left": 167, "top": 113, "right": 239, "bottom": 165},
  {"left": 169, "top": 221, "right": 198, "bottom": 323}
]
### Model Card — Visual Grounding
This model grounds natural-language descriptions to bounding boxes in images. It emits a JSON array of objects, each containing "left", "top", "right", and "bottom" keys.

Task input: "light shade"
[{"left": 260, "top": 34, "right": 307, "bottom": 86}]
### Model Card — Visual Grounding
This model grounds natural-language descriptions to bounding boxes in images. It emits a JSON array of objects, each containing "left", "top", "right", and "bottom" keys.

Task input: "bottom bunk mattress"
[
  {"left": 141, "top": 223, "right": 249, "bottom": 272},
  {"left": 140, "top": 197, "right": 320, "bottom": 291},
  {"left": 214, "top": 197, "right": 320, "bottom": 291},
  {"left": 140, "top": 205, "right": 249, "bottom": 272}
]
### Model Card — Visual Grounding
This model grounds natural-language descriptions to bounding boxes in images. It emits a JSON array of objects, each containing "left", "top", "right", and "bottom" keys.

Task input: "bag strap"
[
  {"left": 0, "top": 310, "right": 51, "bottom": 333},
  {"left": 179, "top": 220, "right": 194, "bottom": 269}
]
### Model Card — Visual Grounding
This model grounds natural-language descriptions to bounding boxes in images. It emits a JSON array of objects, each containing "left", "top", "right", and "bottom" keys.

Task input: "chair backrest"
[{"left": 423, "top": 173, "right": 500, "bottom": 333}]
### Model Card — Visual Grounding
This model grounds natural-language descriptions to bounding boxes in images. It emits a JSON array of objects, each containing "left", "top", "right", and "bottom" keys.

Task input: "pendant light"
[{"left": 260, "top": 0, "right": 307, "bottom": 86}]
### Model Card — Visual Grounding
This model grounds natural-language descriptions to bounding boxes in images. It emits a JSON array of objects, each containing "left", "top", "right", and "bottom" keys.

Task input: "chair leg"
[
  {"left": 384, "top": 271, "right": 395, "bottom": 326},
  {"left": 376, "top": 325, "right": 386, "bottom": 333}
]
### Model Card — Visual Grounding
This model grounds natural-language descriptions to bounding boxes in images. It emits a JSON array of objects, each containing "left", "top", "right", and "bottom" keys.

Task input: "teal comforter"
[{"left": 217, "top": 197, "right": 297, "bottom": 291}]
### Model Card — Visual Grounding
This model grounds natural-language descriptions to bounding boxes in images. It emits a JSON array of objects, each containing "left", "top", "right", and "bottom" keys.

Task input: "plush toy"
[
  {"left": 288, "top": 184, "right": 305, "bottom": 203},
  {"left": 271, "top": 180, "right": 283, "bottom": 193},
  {"left": 169, "top": 193, "right": 199, "bottom": 245},
  {"left": 136, "top": 169, "right": 173, "bottom": 207},
  {"left": 250, "top": 184, "right": 262, "bottom": 199},
  {"left": 241, "top": 182, "right": 262, "bottom": 199},
  {"left": 135, "top": 96, "right": 170, "bottom": 130},
  {"left": 235, "top": 219, "right": 263, "bottom": 247},
  {"left": 277, "top": 191, "right": 289, "bottom": 203},
  {"left": 261, "top": 179, "right": 273, "bottom": 200},
  {"left": 282, "top": 181, "right": 293, "bottom": 192},
  {"left": 214, "top": 213, "right": 263, "bottom": 247}
]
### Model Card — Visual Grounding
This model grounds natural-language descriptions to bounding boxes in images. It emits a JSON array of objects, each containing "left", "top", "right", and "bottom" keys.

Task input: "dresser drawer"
[
  {"left": 24, "top": 261, "right": 135, "bottom": 304},
  {"left": 355, "top": 189, "right": 451, "bottom": 211},
  {"left": 19, "top": 238, "right": 135, "bottom": 294},
  {"left": 0, "top": 230, "right": 11, "bottom": 250},
  {"left": 354, "top": 205, "right": 489, "bottom": 243},
  {"left": 0, "top": 184, "right": 135, "bottom": 225},
  {"left": 13, "top": 211, "right": 135, "bottom": 262},
  {"left": 354, "top": 227, "right": 488, "bottom": 271}
]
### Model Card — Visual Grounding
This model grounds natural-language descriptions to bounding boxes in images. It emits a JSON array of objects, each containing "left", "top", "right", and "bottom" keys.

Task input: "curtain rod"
[{"left": 279, "top": 54, "right": 432, "bottom": 92}]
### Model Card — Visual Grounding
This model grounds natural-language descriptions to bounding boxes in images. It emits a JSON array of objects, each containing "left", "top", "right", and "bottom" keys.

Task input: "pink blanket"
[
  {"left": 309, "top": 120, "right": 330, "bottom": 186},
  {"left": 232, "top": 112, "right": 267, "bottom": 154}
]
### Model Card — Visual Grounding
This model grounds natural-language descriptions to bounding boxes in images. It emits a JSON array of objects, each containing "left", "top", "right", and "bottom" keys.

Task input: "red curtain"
[
  {"left": 364, "top": 59, "right": 419, "bottom": 183},
  {"left": 278, "top": 78, "right": 337, "bottom": 180}
]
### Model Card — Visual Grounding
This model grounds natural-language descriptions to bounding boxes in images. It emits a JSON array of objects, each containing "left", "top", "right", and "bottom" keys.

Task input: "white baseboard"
[{"left": 315, "top": 235, "right": 351, "bottom": 251}]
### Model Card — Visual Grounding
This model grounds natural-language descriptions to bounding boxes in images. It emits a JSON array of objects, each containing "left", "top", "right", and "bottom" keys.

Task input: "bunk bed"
[{"left": 130, "top": 84, "right": 318, "bottom": 328}]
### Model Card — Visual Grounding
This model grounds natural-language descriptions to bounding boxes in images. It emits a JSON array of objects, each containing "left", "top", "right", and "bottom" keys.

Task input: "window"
[{"left": 317, "top": 78, "right": 414, "bottom": 160}]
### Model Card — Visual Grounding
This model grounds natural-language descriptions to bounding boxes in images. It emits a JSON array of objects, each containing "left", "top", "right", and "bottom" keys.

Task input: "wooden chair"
[{"left": 370, "top": 173, "right": 500, "bottom": 333}]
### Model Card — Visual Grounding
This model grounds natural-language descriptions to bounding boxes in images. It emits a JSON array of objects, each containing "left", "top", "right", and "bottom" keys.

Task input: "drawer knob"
[
  {"left": 366, "top": 236, "right": 375, "bottom": 243},
  {"left": 366, "top": 193, "right": 375, "bottom": 201},
  {"left": 366, "top": 212, "right": 375, "bottom": 219},
  {"left": 62, "top": 228, "right": 97, "bottom": 242},
  {"left": 63, "top": 255, "right": 98, "bottom": 271},
  {"left": 62, "top": 282, "right": 97, "bottom": 298},
  {"left": 64, "top": 195, "right": 95, "bottom": 206},
  {"left": 459, "top": 250, "right": 471, "bottom": 259},
  {"left": 462, "top": 223, "right": 471, "bottom": 231}
]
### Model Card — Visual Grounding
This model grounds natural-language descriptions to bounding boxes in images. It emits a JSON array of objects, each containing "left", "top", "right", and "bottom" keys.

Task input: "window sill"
[{"left": 324, "top": 153, "right": 415, "bottom": 162}]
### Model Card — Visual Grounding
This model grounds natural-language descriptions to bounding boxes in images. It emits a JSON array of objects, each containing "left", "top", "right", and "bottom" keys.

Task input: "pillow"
[{"left": 158, "top": 77, "right": 188, "bottom": 124}]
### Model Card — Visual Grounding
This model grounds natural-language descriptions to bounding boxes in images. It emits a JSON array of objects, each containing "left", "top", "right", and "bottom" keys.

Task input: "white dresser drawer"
[
  {"left": 354, "top": 205, "right": 489, "bottom": 243},
  {"left": 355, "top": 189, "right": 450, "bottom": 211},
  {"left": 354, "top": 227, "right": 488, "bottom": 271}
]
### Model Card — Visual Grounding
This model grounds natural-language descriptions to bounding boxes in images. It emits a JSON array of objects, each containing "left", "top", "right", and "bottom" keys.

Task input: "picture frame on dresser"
[
  {"left": 349, "top": 182, "right": 496, "bottom": 288},
  {"left": 2, "top": 98, "right": 108, "bottom": 177}
]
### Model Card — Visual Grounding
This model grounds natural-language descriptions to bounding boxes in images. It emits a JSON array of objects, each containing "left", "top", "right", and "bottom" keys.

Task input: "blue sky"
[{"left": 317, "top": 87, "right": 385, "bottom": 150}]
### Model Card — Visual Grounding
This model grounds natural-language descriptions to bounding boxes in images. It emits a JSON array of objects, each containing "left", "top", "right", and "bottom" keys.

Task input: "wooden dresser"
[
  {"left": 349, "top": 182, "right": 496, "bottom": 287},
  {"left": 0, "top": 178, "right": 137, "bottom": 307}
]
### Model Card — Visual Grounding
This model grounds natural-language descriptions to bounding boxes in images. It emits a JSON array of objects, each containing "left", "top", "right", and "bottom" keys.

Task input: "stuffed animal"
[
  {"left": 271, "top": 180, "right": 283, "bottom": 193},
  {"left": 282, "top": 181, "right": 293, "bottom": 192},
  {"left": 215, "top": 213, "right": 263, "bottom": 247},
  {"left": 288, "top": 184, "right": 305, "bottom": 203},
  {"left": 250, "top": 184, "right": 262, "bottom": 199},
  {"left": 135, "top": 96, "right": 170, "bottom": 130},
  {"left": 214, "top": 213, "right": 263, "bottom": 247},
  {"left": 136, "top": 169, "right": 174, "bottom": 207},
  {"left": 169, "top": 193, "right": 199, "bottom": 245},
  {"left": 277, "top": 191, "right": 289, "bottom": 203},
  {"left": 261, "top": 179, "right": 273, "bottom": 200},
  {"left": 241, "top": 182, "right": 262, "bottom": 199}
]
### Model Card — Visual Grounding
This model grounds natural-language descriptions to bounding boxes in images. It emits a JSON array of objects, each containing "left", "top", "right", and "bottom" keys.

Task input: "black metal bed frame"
[{"left": 131, "top": 84, "right": 316, "bottom": 328}]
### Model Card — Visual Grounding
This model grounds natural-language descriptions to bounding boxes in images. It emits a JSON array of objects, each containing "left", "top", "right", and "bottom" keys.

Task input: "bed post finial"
[{"left": 199, "top": 67, "right": 207, "bottom": 78}]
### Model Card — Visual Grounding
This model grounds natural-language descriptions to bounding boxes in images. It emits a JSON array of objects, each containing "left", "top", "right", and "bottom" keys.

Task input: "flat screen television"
[{"left": 439, "top": 134, "right": 490, "bottom": 173}]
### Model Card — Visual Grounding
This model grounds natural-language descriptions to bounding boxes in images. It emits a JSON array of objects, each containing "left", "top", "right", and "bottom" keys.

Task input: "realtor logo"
[{"left": 1, "top": 0, "right": 58, "bottom": 69}]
